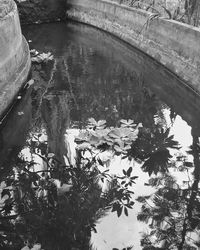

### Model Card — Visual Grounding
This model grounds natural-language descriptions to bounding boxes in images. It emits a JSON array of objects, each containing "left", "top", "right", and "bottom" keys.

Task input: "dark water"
[{"left": 1, "top": 22, "right": 200, "bottom": 250}]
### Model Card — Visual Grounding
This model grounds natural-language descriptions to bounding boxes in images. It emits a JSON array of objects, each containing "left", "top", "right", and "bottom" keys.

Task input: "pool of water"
[{"left": 1, "top": 22, "right": 200, "bottom": 250}]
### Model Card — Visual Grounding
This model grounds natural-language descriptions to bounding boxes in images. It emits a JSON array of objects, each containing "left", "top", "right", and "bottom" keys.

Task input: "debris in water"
[
  {"left": 26, "top": 79, "right": 35, "bottom": 88},
  {"left": 17, "top": 111, "right": 24, "bottom": 116}
]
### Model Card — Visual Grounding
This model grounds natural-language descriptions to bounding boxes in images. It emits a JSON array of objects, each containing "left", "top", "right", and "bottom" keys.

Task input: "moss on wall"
[{"left": 16, "top": 0, "right": 66, "bottom": 24}]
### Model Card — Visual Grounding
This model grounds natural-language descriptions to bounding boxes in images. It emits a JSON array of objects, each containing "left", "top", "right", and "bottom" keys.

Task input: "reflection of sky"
[
  {"left": 18, "top": 106, "right": 196, "bottom": 249},
  {"left": 0, "top": 21, "right": 197, "bottom": 249},
  {"left": 155, "top": 107, "right": 193, "bottom": 151},
  {"left": 91, "top": 158, "right": 155, "bottom": 250},
  {"left": 91, "top": 109, "right": 195, "bottom": 250},
  {"left": 20, "top": 109, "right": 195, "bottom": 249},
  {"left": 170, "top": 114, "right": 192, "bottom": 152},
  {"left": 160, "top": 109, "right": 194, "bottom": 186}
]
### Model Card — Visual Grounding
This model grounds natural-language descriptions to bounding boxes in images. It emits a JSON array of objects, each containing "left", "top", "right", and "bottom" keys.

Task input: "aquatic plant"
[{"left": 31, "top": 50, "right": 54, "bottom": 64}]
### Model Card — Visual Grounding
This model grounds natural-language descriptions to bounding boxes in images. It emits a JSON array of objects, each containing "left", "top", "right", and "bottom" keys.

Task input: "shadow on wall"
[{"left": 16, "top": 0, "right": 67, "bottom": 24}]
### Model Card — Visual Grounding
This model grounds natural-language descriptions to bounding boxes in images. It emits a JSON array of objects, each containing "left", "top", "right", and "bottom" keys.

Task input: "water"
[{"left": 0, "top": 22, "right": 200, "bottom": 250}]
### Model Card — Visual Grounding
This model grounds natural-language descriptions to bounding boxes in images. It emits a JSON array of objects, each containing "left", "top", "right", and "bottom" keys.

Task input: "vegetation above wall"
[
  {"left": 13, "top": 0, "right": 200, "bottom": 27},
  {"left": 116, "top": 0, "right": 200, "bottom": 27}
]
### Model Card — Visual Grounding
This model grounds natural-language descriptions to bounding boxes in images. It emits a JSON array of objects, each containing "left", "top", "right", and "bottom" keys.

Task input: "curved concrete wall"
[
  {"left": 66, "top": 0, "right": 200, "bottom": 93},
  {"left": 0, "top": 0, "right": 31, "bottom": 118}
]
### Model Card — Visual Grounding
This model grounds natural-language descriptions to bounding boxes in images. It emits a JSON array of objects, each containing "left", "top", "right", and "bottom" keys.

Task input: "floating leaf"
[{"left": 120, "top": 119, "right": 136, "bottom": 128}]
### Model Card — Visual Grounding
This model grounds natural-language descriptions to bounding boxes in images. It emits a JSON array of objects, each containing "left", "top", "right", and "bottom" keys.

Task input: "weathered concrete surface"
[
  {"left": 17, "top": 0, "right": 66, "bottom": 24},
  {"left": 0, "top": 0, "right": 31, "bottom": 118},
  {"left": 66, "top": 0, "right": 200, "bottom": 93}
]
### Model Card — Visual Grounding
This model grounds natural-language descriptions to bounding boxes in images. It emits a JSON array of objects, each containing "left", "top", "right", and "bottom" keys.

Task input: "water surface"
[{"left": 0, "top": 22, "right": 200, "bottom": 250}]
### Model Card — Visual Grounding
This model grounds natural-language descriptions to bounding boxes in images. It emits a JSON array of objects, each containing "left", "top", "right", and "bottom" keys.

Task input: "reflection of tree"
[
  {"left": 137, "top": 129, "right": 200, "bottom": 249},
  {"left": 0, "top": 118, "right": 139, "bottom": 250},
  {"left": 41, "top": 91, "right": 70, "bottom": 164},
  {"left": 129, "top": 126, "right": 179, "bottom": 176},
  {"left": 0, "top": 140, "right": 108, "bottom": 249},
  {"left": 1, "top": 22, "right": 192, "bottom": 250},
  {"left": 60, "top": 42, "right": 178, "bottom": 182},
  {"left": 61, "top": 41, "right": 166, "bottom": 127},
  {"left": 34, "top": 56, "right": 72, "bottom": 165},
  {"left": 0, "top": 60, "right": 180, "bottom": 250}
]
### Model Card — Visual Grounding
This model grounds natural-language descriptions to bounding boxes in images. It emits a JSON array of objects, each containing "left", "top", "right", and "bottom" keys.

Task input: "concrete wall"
[
  {"left": 0, "top": 0, "right": 31, "bottom": 118},
  {"left": 66, "top": 0, "right": 200, "bottom": 93}
]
